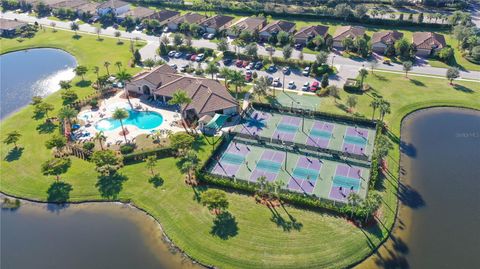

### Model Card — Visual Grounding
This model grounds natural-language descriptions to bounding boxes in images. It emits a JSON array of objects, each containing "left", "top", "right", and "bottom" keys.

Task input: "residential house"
[
  {"left": 200, "top": 15, "right": 234, "bottom": 34},
  {"left": 117, "top": 6, "right": 155, "bottom": 22},
  {"left": 96, "top": 0, "right": 130, "bottom": 16},
  {"left": 412, "top": 32, "right": 446, "bottom": 57},
  {"left": 50, "top": 0, "right": 88, "bottom": 10},
  {"left": 126, "top": 65, "right": 238, "bottom": 121},
  {"left": 148, "top": 10, "right": 181, "bottom": 26},
  {"left": 167, "top": 12, "right": 207, "bottom": 31},
  {"left": 258, "top": 20, "right": 296, "bottom": 41},
  {"left": 371, "top": 30, "right": 404, "bottom": 54},
  {"left": 75, "top": 2, "right": 99, "bottom": 17},
  {"left": 332, "top": 26, "right": 366, "bottom": 48},
  {"left": 293, "top": 25, "right": 329, "bottom": 45},
  {"left": 0, "top": 18, "right": 27, "bottom": 37},
  {"left": 226, "top": 17, "right": 266, "bottom": 37}
]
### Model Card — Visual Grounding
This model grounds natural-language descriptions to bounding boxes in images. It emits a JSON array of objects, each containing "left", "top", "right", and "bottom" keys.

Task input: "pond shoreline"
[{"left": 0, "top": 191, "right": 210, "bottom": 269}]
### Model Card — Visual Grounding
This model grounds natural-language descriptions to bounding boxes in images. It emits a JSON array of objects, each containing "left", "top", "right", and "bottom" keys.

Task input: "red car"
[
  {"left": 235, "top": 60, "right": 243, "bottom": 67},
  {"left": 245, "top": 74, "right": 252, "bottom": 82},
  {"left": 190, "top": 54, "right": 197, "bottom": 61},
  {"left": 310, "top": 81, "right": 319, "bottom": 91},
  {"left": 242, "top": 61, "right": 249, "bottom": 68}
]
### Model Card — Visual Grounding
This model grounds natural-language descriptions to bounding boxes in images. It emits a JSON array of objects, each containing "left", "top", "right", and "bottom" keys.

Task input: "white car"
[
  {"left": 288, "top": 81, "right": 296, "bottom": 89},
  {"left": 169, "top": 63, "right": 177, "bottom": 69},
  {"left": 174, "top": 52, "right": 183, "bottom": 58},
  {"left": 302, "top": 82, "right": 310, "bottom": 91},
  {"left": 272, "top": 77, "right": 281, "bottom": 87},
  {"left": 168, "top": 51, "right": 176, "bottom": 57},
  {"left": 302, "top": 66, "right": 310, "bottom": 76},
  {"left": 196, "top": 53, "right": 205, "bottom": 62}
]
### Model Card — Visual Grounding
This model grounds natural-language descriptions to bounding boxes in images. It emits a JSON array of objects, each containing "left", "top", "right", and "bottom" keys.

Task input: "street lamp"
[
  {"left": 331, "top": 55, "right": 336, "bottom": 68},
  {"left": 282, "top": 72, "right": 285, "bottom": 92}
]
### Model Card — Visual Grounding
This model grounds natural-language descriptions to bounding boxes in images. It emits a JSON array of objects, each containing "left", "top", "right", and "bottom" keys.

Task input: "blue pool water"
[{"left": 95, "top": 110, "right": 164, "bottom": 131}]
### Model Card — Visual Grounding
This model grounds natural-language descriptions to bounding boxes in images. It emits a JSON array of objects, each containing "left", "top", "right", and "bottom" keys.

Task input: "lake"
[
  {"left": 0, "top": 200, "right": 203, "bottom": 269},
  {"left": 358, "top": 108, "right": 480, "bottom": 268},
  {"left": 0, "top": 48, "right": 76, "bottom": 119}
]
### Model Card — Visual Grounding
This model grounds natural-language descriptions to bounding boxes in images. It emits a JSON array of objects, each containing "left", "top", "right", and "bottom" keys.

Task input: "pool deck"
[{"left": 76, "top": 92, "right": 184, "bottom": 144}]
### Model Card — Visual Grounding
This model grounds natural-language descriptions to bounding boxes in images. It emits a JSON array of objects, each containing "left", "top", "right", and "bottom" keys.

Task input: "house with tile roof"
[
  {"left": 149, "top": 10, "right": 181, "bottom": 26},
  {"left": 200, "top": 15, "right": 234, "bottom": 34},
  {"left": 0, "top": 18, "right": 28, "bottom": 37},
  {"left": 259, "top": 20, "right": 296, "bottom": 41},
  {"left": 226, "top": 17, "right": 266, "bottom": 37},
  {"left": 293, "top": 25, "right": 329, "bottom": 45},
  {"left": 332, "top": 26, "right": 366, "bottom": 48},
  {"left": 126, "top": 65, "right": 239, "bottom": 121},
  {"left": 167, "top": 12, "right": 207, "bottom": 31},
  {"left": 371, "top": 30, "right": 404, "bottom": 54},
  {"left": 412, "top": 32, "right": 446, "bottom": 57},
  {"left": 97, "top": 0, "right": 130, "bottom": 16}
]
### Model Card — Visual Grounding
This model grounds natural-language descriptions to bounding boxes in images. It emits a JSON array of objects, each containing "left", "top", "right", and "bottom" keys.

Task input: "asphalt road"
[{"left": 3, "top": 11, "right": 479, "bottom": 82}]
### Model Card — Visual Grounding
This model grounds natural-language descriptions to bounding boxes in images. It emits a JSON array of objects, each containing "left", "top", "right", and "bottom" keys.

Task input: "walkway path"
[{"left": 3, "top": 11, "right": 479, "bottom": 82}]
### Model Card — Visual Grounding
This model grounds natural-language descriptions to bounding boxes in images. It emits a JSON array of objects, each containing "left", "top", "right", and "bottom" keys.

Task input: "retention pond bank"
[{"left": 358, "top": 107, "right": 480, "bottom": 268}]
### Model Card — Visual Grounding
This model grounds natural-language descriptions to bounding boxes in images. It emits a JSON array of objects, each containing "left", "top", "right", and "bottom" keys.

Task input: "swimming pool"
[{"left": 95, "top": 109, "right": 164, "bottom": 131}]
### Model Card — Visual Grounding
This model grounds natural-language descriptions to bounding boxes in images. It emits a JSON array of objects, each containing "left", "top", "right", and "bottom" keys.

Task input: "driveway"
[{"left": 3, "top": 11, "right": 479, "bottom": 82}]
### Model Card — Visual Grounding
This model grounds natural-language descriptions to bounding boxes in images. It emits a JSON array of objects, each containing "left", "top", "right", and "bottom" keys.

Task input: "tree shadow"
[
  {"left": 373, "top": 74, "right": 389, "bottom": 82},
  {"left": 398, "top": 182, "right": 425, "bottom": 209},
  {"left": 453, "top": 84, "right": 474, "bottom": 93},
  {"left": 192, "top": 185, "right": 207, "bottom": 203},
  {"left": 4, "top": 147, "right": 24, "bottom": 162},
  {"left": 192, "top": 136, "right": 207, "bottom": 151},
  {"left": 95, "top": 172, "right": 128, "bottom": 199},
  {"left": 409, "top": 79, "right": 425, "bottom": 87},
  {"left": 32, "top": 111, "right": 46, "bottom": 120},
  {"left": 75, "top": 80, "right": 92, "bottom": 88},
  {"left": 399, "top": 141, "right": 416, "bottom": 157},
  {"left": 36, "top": 121, "right": 57, "bottom": 134},
  {"left": 269, "top": 205, "right": 303, "bottom": 232},
  {"left": 47, "top": 181, "right": 73, "bottom": 203},
  {"left": 72, "top": 35, "right": 82, "bottom": 40},
  {"left": 335, "top": 103, "right": 349, "bottom": 112},
  {"left": 210, "top": 211, "right": 238, "bottom": 240},
  {"left": 148, "top": 174, "right": 164, "bottom": 188}
]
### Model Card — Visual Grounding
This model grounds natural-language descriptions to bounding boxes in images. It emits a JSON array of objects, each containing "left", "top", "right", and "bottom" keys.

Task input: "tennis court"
[
  {"left": 328, "top": 164, "right": 364, "bottom": 202},
  {"left": 235, "top": 108, "right": 376, "bottom": 158}
]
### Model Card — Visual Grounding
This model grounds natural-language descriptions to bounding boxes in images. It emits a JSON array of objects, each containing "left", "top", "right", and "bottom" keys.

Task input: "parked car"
[
  {"left": 302, "top": 82, "right": 310, "bottom": 91},
  {"left": 266, "top": 46, "right": 275, "bottom": 52},
  {"left": 242, "top": 61, "right": 249, "bottom": 68},
  {"left": 310, "top": 81, "right": 319, "bottom": 91},
  {"left": 288, "top": 81, "right": 296, "bottom": 89},
  {"left": 168, "top": 51, "right": 176, "bottom": 57},
  {"left": 267, "top": 65, "right": 277, "bottom": 73},
  {"left": 163, "top": 27, "right": 169, "bottom": 33},
  {"left": 185, "top": 53, "right": 193, "bottom": 59},
  {"left": 223, "top": 58, "right": 233, "bottom": 65},
  {"left": 247, "top": 62, "right": 255, "bottom": 70},
  {"left": 236, "top": 60, "right": 243, "bottom": 67},
  {"left": 383, "top": 57, "right": 391, "bottom": 65},
  {"left": 245, "top": 73, "right": 252, "bottom": 82},
  {"left": 266, "top": 76, "right": 273, "bottom": 85},
  {"left": 282, "top": 67, "right": 290, "bottom": 75},
  {"left": 174, "top": 52, "right": 183, "bottom": 58},
  {"left": 180, "top": 64, "right": 189, "bottom": 72},
  {"left": 254, "top": 61, "right": 263, "bottom": 70},
  {"left": 112, "top": 24, "right": 119, "bottom": 29},
  {"left": 272, "top": 77, "right": 281, "bottom": 87},
  {"left": 245, "top": 70, "right": 252, "bottom": 76},
  {"left": 302, "top": 66, "right": 310, "bottom": 76},
  {"left": 190, "top": 54, "right": 197, "bottom": 61},
  {"left": 294, "top": 43, "right": 303, "bottom": 50},
  {"left": 206, "top": 33, "right": 215, "bottom": 39},
  {"left": 169, "top": 63, "right": 177, "bottom": 69},
  {"left": 196, "top": 53, "right": 205, "bottom": 62}
]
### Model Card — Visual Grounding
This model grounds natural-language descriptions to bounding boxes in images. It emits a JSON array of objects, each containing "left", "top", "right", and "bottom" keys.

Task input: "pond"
[
  {"left": 357, "top": 108, "right": 480, "bottom": 268},
  {"left": 0, "top": 199, "right": 203, "bottom": 269},
  {"left": 0, "top": 48, "right": 76, "bottom": 119}
]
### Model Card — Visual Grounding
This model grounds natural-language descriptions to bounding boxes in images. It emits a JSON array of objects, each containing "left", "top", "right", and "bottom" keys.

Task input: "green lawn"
[
  {"left": 1, "top": 28, "right": 479, "bottom": 269},
  {"left": 1, "top": 29, "right": 385, "bottom": 269}
]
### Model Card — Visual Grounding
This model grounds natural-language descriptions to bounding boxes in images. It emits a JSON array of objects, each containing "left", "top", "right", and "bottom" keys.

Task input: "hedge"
[{"left": 122, "top": 147, "right": 174, "bottom": 164}]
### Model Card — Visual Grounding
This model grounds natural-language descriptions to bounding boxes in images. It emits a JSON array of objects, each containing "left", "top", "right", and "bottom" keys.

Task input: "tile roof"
[
  {"left": 0, "top": 18, "right": 27, "bottom": 30},
  {"left": 200, "top": 15, "right": 234, "bottom": 29},
  {"left": 75, "top": 2, "right": 99, "bottom": 13},
  {"left": 412, "top": 32, "right": 446, "bottom": 50},
  {"left": 118, "top": 6, "right": 155, "bottom": 19},
  {"left": 229, "top": 17, "right": 266, "bottom": 32},
  {"left": 260, "top": 20, "right": 296, "bottom": 34},
  {"left": 50, "top": 0, "right": 89, "bottom": 9},
  {"left": 150, "top": 10, "right": 180, "bottom": 23},
  {"left": 293, "top": 25, "right": 329, "bottom": 39},
  {"left": 332, "top": 26, "right": 366, "bottom": 41},
  {"left": 371, "top": 30, "right": 404, "bottom": 45},
  {"left": 170, "top": 12, "right": 207, "bottom": 25},
  {"left": 97, "top": 0, "right": 129, "bottom": 10}
]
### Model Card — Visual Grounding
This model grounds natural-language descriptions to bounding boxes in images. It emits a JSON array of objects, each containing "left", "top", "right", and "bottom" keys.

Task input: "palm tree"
[
  {"left": 378, "top": 100, "right": 391, "bottom": 121},
  {"left": 58, "top": 106, "right": 77, "bottom": 126},
  {"left": 115, "top": 61, "right": 122, "bottom": 73},
  {"left": 70, "top": 22, "right": 79, "bottom": 36},
  {"left": 205, "top": 62, "right": 219, "bottom": 79},
  {"left": 327, "top": 85, "right": 339, "bottom": 104},
  {"left": 93, "top": 66, "right": 100, "bottom": 82},
  {"left": 181, "top": 150, "right": 199, "bottom": 183},
  {"left": 95, "top": 26, "right": 102, "bottom": 40},
  {"left": 219, "top": 67, "right": 231, "bottom": 87},
  {"left": 94, "top": 131, "right": 106, "bottom": 150},
  {"left": 59, "top": 80, "right": 71, "bottom": 90},
  {"left": 145, "top": 155, "right": 158, "bottom": 176},
  {"left": 229, "top": 70, "right": 246, "bottom": 99},
  {"left": 168, "top": 90, "right": 192, "bottom": 132},
  {"left": 3, "top": 131, "right": 21, "bottom": 149},
  {"left": 347, "top": 192, "right": 362, "bottom": 219},
  {"left": 369, "top": 98, "right": 381, "bottom": 120},
  {"left": 403, "top": 61, "right": 412, "bottom": 78},
  {"left": 112, "top": 108, "right": 129, "bottom": 144},
  {"left": 104, "top": 61, "right": 111, "bottom": 76},
  {"left": 358, "top": 68, "right": 368, "bottom": 87},
  {"left": 116, "top": 69, "right": 132, "bottom": 97},
  {"left": 253, "top": 76, "right": 269, "bottom": 101},
  {"left": 346, "top": 95, "right": 358, "bottom": 112}
]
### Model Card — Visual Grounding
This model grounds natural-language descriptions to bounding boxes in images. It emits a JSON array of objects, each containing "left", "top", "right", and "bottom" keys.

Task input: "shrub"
[
  {"left": 89, "top": 98, "right": 98, "bottom": 108},
  {"left": 123, "top": 147, "right": 174, "bottom": 164},
  {"left": 83, "top": 142, "right": 95, "bottom": 151},
  {"left": 120, "top": 144, "right": 135, "bottom": 154}
]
